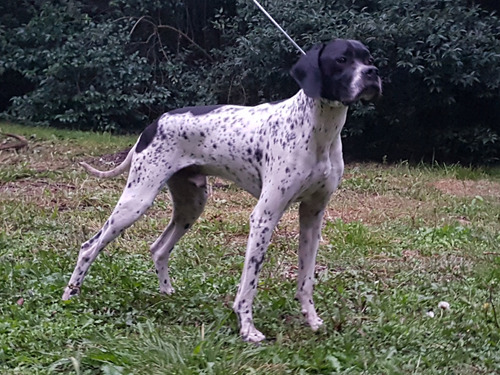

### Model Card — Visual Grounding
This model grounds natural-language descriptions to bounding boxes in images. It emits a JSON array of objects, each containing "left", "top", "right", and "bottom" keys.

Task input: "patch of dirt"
[
  {"left": 202, "top": 178, "right": 429, "bottom": 232},
  {"left": 0, "top": 179, "right": 74, "bottom": 194},
  {"left": 82, "top": 148, "right": 131, "bottom": 168},
  {"left": 325, "top": 191, "right": 424, "bottom": 225},
  {"left": 432, "top": 178, "right": 500, "bottom": 197},
  {"left": 0, "top": 179, "right": 79, "bottom": 210}
]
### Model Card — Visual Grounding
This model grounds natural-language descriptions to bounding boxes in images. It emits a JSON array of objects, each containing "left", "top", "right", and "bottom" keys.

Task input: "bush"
[
  {"left": 1, "top": 2, "right": 173, "bottom": 132},
  {"left": 1, "top": 0, "right": 499, "bottom": 163},
  {"left": 348, "top": 0, "right": 500, "bottom": 164}
]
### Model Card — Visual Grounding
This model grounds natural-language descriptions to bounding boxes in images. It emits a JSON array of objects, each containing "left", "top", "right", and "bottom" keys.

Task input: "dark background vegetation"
[{"left": 0, "top": 0, "right": 499, "bottom": 164}]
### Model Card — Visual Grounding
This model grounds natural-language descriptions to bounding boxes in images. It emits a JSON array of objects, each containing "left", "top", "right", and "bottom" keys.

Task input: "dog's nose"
[
  {"left": 363, "top": 67, "right": 379, "bottom": 79},
  {"left": 363, "top": 67, "right": 379, "bottom": 78}
]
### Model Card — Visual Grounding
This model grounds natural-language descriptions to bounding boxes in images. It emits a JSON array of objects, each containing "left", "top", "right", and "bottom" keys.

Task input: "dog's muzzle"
[
  {"left": 344, "top": 66, "right": 382, "bottom": 105},
  {"left": 359, "top": 66, "right": 382, "bottom": 100}
]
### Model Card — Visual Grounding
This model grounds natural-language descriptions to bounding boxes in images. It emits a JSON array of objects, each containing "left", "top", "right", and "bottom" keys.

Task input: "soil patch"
[
  {"left": 325, "top": 191, "right": 424, "bottom": 225},
  {"left": 0, "top": 179, "right": 79, "bottom": 210},
  {"left": 432, "top": 178, "right": 500, "bottom": 197},
  {"left": 83, "top": 148, "right": 131, "bottom": 167}
]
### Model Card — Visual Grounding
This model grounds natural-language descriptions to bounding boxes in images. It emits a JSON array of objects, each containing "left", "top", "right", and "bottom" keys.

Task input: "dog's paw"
[
  {"left": 241, "top": 327, "right": 266, "bottom": 343},
  {"left": 309, "top": 316, "right": 324, "bottom": 331},
  {"left": 160, "top": 285, "right": 175, "bottom": 295},
  {"left": 302, "top": 308, "right": 324, "bottom": 331}
]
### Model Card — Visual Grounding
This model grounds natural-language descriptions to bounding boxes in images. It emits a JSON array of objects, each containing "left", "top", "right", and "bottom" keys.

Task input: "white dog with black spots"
[{"left": 62, "top": 39, "right": 382, "bottom": 343}]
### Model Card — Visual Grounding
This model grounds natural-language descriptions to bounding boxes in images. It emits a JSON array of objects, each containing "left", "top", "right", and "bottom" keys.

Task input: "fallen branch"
[{"left": 0, "top": 133, "right": 28, "bottom": 151}]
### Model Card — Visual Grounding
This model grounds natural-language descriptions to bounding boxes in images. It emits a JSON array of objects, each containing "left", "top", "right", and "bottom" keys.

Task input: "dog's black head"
[{"left": 291, "top": 39, "right": 382, "bottom": 105}]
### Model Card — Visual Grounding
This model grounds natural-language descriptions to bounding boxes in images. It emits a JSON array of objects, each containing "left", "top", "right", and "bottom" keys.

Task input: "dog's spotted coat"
[{"left": 62, "top": 39, "right": 382, "bottom": 342}]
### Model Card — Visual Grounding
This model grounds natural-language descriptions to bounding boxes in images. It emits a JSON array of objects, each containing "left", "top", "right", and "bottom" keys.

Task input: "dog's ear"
[{"left": 290, "top": 44, "right": 325, "bottom": 98}]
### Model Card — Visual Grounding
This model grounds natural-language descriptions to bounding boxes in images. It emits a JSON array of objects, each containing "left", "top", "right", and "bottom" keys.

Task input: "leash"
[{"left": 251, "top": 0, "right": 306, "bottom": 55}]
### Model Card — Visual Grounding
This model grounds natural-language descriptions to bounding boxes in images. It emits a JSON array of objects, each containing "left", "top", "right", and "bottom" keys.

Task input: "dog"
[{"left": 62, "top": 39, "right": 382, "bottom": 342}]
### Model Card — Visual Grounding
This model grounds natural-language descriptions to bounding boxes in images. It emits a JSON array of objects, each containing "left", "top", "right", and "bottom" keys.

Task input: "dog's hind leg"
[
  {"left": 295, "top": 199, "right": 328, "bottom": 331},
  {"left": 62, "top": 167, "right": 170, "bottom": 300},
  {"left": 149, "top": 168, "right": 208, "bottom": 295}
]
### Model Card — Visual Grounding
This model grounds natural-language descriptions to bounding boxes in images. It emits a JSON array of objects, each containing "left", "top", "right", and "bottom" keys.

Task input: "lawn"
[{"left": 1, "top": 122, "right": 499, "bottom": 374}]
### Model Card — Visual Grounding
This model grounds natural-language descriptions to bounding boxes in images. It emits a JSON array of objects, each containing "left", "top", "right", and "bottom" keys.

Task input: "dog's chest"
[{"left": 290, "top": 137, "right": 344, "bottom": 201}]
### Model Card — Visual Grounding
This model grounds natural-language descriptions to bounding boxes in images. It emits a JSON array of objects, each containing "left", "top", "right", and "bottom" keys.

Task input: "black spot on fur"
[
  {"left": 269, "top": 99, "right": 285, "bottom": 105},
  {"left": 169, "top": 104, "right": 225, "bottom": 116},
  {"left": 136, "top": 119, "right": 158, "bottom": 153},
  {"left": 250, "top": 255, "right": 265, "bottom": 275},
  {"left": 254, "top": 148, "right": 263, "bottom": 163}
]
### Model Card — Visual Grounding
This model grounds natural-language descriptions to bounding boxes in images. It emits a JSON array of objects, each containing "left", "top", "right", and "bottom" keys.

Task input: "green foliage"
[
  {"left": 345, "top": 0, "right": 500, "bottom": 165},
  {"left": 1, "top": 2, "right": 171, "bottom": 132},
  {"left": 1, "top": 0, "right": 500, "bottom": 162}
]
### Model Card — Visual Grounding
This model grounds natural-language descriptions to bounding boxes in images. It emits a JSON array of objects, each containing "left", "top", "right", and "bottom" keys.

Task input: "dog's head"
[{"left": 291, "top": 39, "right": 382, "bottom": 105}]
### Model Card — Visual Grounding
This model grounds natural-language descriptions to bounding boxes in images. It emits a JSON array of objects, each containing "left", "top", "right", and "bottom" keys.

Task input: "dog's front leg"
[
  {"left": 233, "top": 199, "right": 285, "bottom": 343},
  {"left": 295, "top": 199, "right": 329, "bottom": 331}
]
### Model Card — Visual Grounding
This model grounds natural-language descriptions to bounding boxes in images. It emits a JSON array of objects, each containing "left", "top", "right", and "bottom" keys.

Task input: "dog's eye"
[{"left": 336, "top": 57, "right": 347, "bottom": 64}]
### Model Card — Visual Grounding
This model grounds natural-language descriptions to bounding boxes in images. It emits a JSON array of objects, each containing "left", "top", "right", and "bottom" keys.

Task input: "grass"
[{"left": 1, "top": 122, "right": 500, "bottom": 374}]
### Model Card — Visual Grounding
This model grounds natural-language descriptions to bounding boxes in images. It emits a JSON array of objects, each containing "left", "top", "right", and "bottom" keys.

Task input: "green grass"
[{"left": 1, "top": 122, "right": 499, "bottom": 374}]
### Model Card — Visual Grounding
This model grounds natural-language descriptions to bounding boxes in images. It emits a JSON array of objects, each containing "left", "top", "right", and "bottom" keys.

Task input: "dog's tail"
[{"left": 80, "top": 144, "right": 136, "bottom": 178}]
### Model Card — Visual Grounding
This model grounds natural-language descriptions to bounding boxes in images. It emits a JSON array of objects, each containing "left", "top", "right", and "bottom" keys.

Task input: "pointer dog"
[{"left": 63, "top": 39, "right": 382, "bottom": 342}]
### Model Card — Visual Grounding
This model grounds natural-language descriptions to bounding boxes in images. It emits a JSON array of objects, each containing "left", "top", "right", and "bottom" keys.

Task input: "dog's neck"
[{"left": 294, "top": 90, "right": 348, "bottom": 143}]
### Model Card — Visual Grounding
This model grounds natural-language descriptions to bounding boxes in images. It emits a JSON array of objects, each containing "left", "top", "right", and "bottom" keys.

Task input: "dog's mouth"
[
  {"left": 342, "top": 82, "right": 382, "bottom": 106},
  {"left": 358, "top": 83, "right": 382, "bottom": 101}
]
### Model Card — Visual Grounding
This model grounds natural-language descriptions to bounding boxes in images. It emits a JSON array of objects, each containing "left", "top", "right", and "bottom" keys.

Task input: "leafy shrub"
[
  {"left": 349, "top": 0, "right": 500, "bottom": 164},
  {"left": 1, "top": 0, "right": 499, "bottom": 162},
  {"left": 1, "top": 2, "right": 170, "bottom": 132}
]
